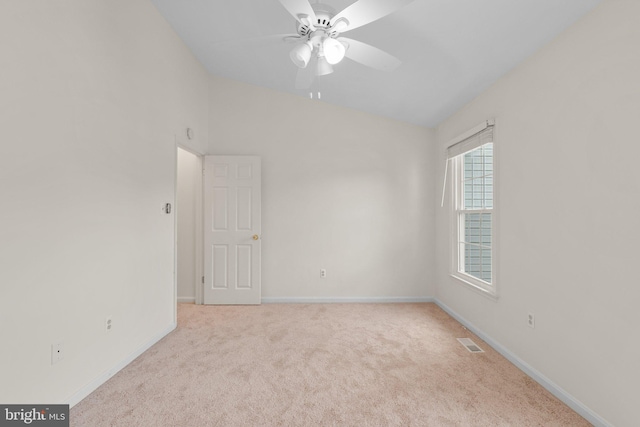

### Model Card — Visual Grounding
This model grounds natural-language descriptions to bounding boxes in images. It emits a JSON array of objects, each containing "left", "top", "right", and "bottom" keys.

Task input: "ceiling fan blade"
[
  {"left": 331, "top": 0, "right": 415, "bottom": 33},
  {"left": 278, "top": 0, "right": 318, "bottom": 29},
  {"left": 339, "top": 37, "right": 401, "bottom": 72},
  {"left": 295, "top": 55, "right": 318, "bottom": 89}
]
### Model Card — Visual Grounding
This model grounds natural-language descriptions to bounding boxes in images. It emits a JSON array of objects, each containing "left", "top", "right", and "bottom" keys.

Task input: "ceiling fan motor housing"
[{"left": 296, "top": 3, "right": 339, "bottom": 38}]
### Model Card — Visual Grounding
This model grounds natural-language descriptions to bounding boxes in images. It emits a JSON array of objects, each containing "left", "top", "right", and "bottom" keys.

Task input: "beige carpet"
[{"left": 71, "top": 303, "right": 590, "bottom": 426}]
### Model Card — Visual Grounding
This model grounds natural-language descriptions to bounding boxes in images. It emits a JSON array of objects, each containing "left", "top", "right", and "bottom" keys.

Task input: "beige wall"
[
  {"left": 0, "top": 0, "right": 208, "bottom": 404},
  {"left": 209, "top": 76, "right": 436, "bottom": 301},
  {"left": 2, "top": 0, "right": 633, "bottom": 423},
  {"left": 435, "top": 1, "right": 640, "bottom": 425}
]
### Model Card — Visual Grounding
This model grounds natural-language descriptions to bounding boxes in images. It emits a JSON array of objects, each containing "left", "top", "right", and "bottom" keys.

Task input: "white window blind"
[
  {"left": 447, "top": 125, "right": 494, "bottom": 159},
  {"left": 441, "top": 120, "right": 494, "bottom": 207}
]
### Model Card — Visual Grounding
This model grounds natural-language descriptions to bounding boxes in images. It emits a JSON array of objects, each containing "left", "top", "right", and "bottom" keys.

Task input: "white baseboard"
[
  {"left": 177, "top": 297, "right": 196, "bottom": 303},
  {"left": 434, "top": 299, "right": 610, "bottom": 427},
  {"left": 66, "top": 322, "right": 177, "bottom": 408},
  {"left": 261, "top": 296, "right": 435, "bottom": 304}
]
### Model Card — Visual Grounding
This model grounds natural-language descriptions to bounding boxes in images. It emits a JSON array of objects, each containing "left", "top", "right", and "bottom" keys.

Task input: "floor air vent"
[{"left": 457, "top": 338, "right": 484, "bottom": 353}]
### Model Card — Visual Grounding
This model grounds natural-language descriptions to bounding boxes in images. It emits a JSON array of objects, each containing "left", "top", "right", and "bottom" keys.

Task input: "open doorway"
[{"left": 176, "top": 146, "right": 203, "bottom": 306}]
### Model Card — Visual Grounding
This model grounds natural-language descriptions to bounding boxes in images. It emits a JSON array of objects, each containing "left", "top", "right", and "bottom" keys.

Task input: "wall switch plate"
[
  {"left": 51, "top": 343, "right": 63, "bottom": 365},
  {"left": 320, "top": 269, "right": 327, "bottom": 278}
]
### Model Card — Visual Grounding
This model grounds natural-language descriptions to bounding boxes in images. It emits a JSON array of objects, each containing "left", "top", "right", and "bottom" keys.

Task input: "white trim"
[
  {"left": 177, "top": 297, "right": 196, "bottom": 303},
  {"left": 449, "top": 141, "right": 497, "bottom": 297},
  {"left": 449, "top": 273, "right": 499, "bottom": 301},
  {"left": 194, "top": 153, "right": 204, "bottom": 305},
  {"left": 66, "top": 322, "right": 177, "bottom": 408},
  {"left": 173, "top": 138, "right": 179, "bottom": 326},
  {"left": 261, "top": 296, "right": 435, "bottom": 304},
  {"left": 434, "top": 300, "right": 611, "bottom": 427},
  {"left": 176, "top": 144, "right": 205, "bottom": 306}
]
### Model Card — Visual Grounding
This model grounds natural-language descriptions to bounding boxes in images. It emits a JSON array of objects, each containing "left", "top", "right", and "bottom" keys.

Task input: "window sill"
[{"left": 450, "top": 273, "right": 499, "bottom": 301}]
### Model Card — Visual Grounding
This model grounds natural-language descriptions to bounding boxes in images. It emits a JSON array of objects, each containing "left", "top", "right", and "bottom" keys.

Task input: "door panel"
[
  {"left": 236, "top": 245, "right": 252, "bottom": 289},
  {"left": 236, "top": 187, "right": 253, "bottom": 230},
  {"left": 212, "top": 245, "right": 229, "bottom": 289},
  {"left": 204, "top": 156, "right": 261, "bottom": 304},
  {"left": 212, "top": 188, "right": 228, "bottom": 230}
]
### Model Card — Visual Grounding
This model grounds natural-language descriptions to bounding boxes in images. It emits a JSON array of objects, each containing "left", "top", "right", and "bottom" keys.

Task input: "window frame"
[{"left": 448, "top": 127, "right": 497, "bottom": 299}]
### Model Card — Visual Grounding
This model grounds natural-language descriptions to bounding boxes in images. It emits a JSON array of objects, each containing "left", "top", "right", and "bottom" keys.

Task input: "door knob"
[{"left": 252, "top": 234, "right": 259, "bottom": 240}]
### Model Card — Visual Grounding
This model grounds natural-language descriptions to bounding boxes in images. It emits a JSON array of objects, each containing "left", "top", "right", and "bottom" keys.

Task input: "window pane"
[
  {"left": 462, "top": 144, "right": 493, "bottom": 209},
  {"left": 481, "top": 229, "right": 491, "bottom": 246},
  {"left": 460, "top": 212, "right": 492, "bottom": 284},
  {"left": 481, "top": 250, "right": 492, "bottom": 266},
  {"left": 473, "top": 160, "right": 484, "bottom": 178},
  {"left": 481, "top": 213, "right": 491, "bottom": 229},
  {"left": 464, "top": 243, "right": 482, "bottom": 281},
  {"left": 464, "top": 163, "right": 473, "bottom": 178},
  {"left": 481, "top": 249, "right": 492, "bottom": 284},
  {"left": 457, "top": 143, "right": 494, "bottom": 287},
  {"left": 484, "top": 175, "right": 493, "bottom": 209},
  {"left": 464, "top": 178, "right": 487, "bottom": 209},
  {"left": 482, "top": 143, "right": 493, "bottom": 161},
  {"left": 464, "top": 213, "right": 481, "bottom": 243},
  {"left": 464, "top": 148, "right": 482, "bottom": 180}
]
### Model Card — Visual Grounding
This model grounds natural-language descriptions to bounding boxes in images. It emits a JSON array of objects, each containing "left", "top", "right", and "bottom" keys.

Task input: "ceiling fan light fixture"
[
  {"left": 316, "top": 56, "right": 334, "bottom": 76},
  {"left": 323, "top": 37, "right": 346, "bottom": 65},
  {"left": 290, "top": 42, "right": 312, "bottom": 68}
]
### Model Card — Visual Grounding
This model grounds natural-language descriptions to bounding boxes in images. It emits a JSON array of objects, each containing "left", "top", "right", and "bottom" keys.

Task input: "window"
[{"left": 447, "top": 122, "right": 496, "bottom": 296}]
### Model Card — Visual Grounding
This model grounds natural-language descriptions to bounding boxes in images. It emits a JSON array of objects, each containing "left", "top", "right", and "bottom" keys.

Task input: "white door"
[{"left": 204, "top": 156, "right": 261, "bottom": 304}]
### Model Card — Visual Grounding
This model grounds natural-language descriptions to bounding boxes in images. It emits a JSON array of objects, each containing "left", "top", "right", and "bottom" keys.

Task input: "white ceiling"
[{"left": 150, "top": 0, "right": 602, "bottom": 128}]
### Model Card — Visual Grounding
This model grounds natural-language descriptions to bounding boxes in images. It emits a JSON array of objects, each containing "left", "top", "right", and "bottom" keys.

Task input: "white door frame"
[{"left": 174, "top": 141, "right": 205, "bottom": 310}]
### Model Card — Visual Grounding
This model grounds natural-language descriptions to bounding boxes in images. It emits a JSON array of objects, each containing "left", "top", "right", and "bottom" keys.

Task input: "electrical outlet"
[
  {"left": 320, "top": 268, "right": 327, "bottom": 278},
  {"left": 105, "top": 316, "right": 113, "bottom": 333},
  {"left": 527, "top": 313, "right": 535, "bottom": 329},
  {"left": 51, "top": 343, "right": 63, "bottom": 365}
]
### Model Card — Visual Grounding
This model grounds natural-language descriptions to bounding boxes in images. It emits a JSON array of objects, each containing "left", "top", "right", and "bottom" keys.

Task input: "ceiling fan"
[{"left": 273, "top": 0, "right": 416, "bottom": 89}]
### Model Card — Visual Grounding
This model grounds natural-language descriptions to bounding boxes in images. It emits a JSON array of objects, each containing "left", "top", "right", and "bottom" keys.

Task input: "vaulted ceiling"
[{"left": 151, "top": 0, "right": 602, "bottom": 127}]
